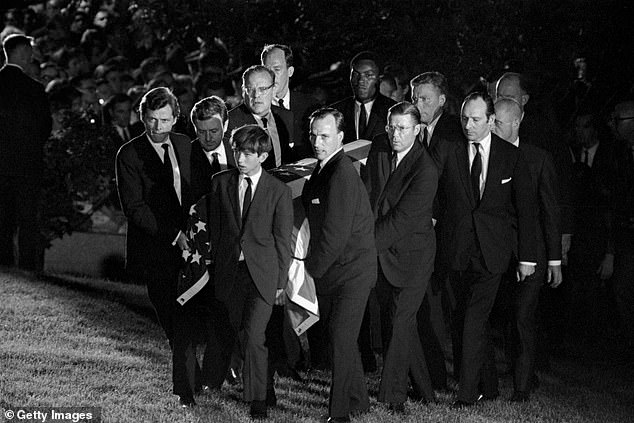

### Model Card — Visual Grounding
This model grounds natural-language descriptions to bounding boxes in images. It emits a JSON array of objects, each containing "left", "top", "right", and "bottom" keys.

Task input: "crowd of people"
[{"left": 1, "top": 1, "right": 633, "bottom": 422}]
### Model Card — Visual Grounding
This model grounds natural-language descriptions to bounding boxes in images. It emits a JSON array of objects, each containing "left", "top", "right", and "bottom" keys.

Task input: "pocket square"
[
  {"left": 311, "top": 198, "right": 320, "bottom": 204},
  {"left": 501, "top": 177, "right": 512, "bottom": 184}
]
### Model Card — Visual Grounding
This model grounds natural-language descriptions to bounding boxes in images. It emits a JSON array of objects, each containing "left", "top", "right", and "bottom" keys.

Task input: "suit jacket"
[
  {"left": 208, "top": 168, "right": 293, "bottom": 305},
  {"left": 614, "top": 145, "right": 634, "bottom": 252},
  {"left": 289, "top": 90, "right": 319, "bottom": 159},
  {"left": 329, "top": 93, "right": 396, "bottom": 144},
  {"left": 190, "top": 138, "right": 236, "bottom": 202},
  {"left": 428, "top": 111, "right": 463, "bottom": 154},
  {"left": 435, "top": 133, "right": 538, "bottom": 274},
  {"left": 225, "top": 103, "right": 294, "bottom": 169},
  {"left": 366, "top": 139, "right": 439, "bottom": 287},
  {"left": 0, "top": 64, "right": 51, "bottom": 180},
  {"left": 115, "top": 132, "right": 193, "bottom": 276},
  {"left": 520, "top": 142, "right": 562, "bottom": 264},
  {"left": 302, "top": 149, "right": 377, "bottom": 295}
]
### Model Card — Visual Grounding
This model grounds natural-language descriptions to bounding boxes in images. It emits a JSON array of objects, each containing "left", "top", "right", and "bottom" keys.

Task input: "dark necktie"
[
  {"left": 261, "top": 117, "right": 268, "bottom": 129},
  {"left": 582, "top": 148, "right": 589, "bottom": 167},
  {"left": 471, "top": 142, "right": 482, "bottom": 204},
  {"left": 162, "top": 144, "right": 173, "bottom": 185},
  {"left": 422, "top": 127, "right": 429, "bottom": 148},
  {"left": 242, "top": 177, "right": 252, "bottom": 222},
  {"left": 358, "top": 103, "right": 367, "bottom": 139},
  {"left": 210, "top": 152, "right": 221, "bottom": 175},
  {"left": 390, "top": 152, "right": 398, "bottom": 174},
  {"left": 278, "top": 98, "right": 285, "bottom": 109}
]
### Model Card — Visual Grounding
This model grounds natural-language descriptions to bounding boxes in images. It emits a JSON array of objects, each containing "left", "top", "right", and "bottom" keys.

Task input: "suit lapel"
[
  {"left": 223, "top": 138, "right": 237, "bottom": 169},
  {"left": 248, "top": 171, "right": 270, "bottom": 223},
  {"left": 482, "top": 136, "right": 503, "bottom": 205},
  {"left": 228, "top": 172, "right": 241, "bottom": 228},
  {"left": 378, "top": 142, "right": 420, "bottom": 211},
  {"left": 456, "top": 141, "right": 476, "bottom": 207}
]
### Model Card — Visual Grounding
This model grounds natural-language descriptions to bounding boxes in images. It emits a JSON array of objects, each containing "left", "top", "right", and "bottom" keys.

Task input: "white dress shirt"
[{"left": 238, "top": 167, "right": 263, "bottom": 260}]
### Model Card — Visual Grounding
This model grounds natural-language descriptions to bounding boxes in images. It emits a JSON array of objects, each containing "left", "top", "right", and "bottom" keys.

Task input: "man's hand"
[
  {"left": 596, "top": 253, "right": 614, "bottom": 280},
  {"left": 561, "top": 234, "right": 572, "bottom": 266},
  {"left": 176, "top": 232, "right": 190, "bottom": 251},
  {"left": 516, "top": 263, "right": 536, "bottom": 282},
  {"left": 547, "top": 264, "right": 563, "bottom": 288},
  {"left": 274, "top": 288, "right": 286, "bottom": 306}
]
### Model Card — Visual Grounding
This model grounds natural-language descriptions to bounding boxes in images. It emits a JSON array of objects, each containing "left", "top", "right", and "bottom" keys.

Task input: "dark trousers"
[
  {"left": 143, "top": 260, "right": 179, "bottom": 343},
  {"left": 451, "top": 254, "right": 502, "bottom": 403},
  {"left": 613, "top": 251, "right": 634, "bottom": 343},
  {"left": 0, "top": 176, "right": 43, "bottom": 270},
  {"left": 319, "top": 282, "right": 371, "bottom": 418},
  {"left": 376, "top": 264, "right": 434, "bottom": 403},
  {"left": 224, "top": 262, "right": 274, "bottom": 402}
]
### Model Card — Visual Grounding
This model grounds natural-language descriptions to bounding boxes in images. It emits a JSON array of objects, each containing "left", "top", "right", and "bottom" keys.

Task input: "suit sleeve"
[
  {"left": 306, "top": 165, "right": 359, "bottom": 279},
  {"left": 115, "top": 146, "right": 180, "bottom": 244},
  {"left": 375, "top": 153, "right": 438, "bottom": 252},
  {"left": 538, "top": 152, "right": 562, "bottom": 261},
  {"left": 273, "top": 185, "right": 294, "bottom": 289},
  {"left": 513, "top": 149, "right": 539, "bottom": 263}
]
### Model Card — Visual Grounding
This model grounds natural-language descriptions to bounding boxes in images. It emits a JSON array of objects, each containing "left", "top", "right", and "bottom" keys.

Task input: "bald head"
[
  {"left": 496, "top": 72, "right": 529, "bottom": 109},
  {"left": 493, "top": 98, "right": 522, "bottom": 143},
  {"left": 613, "top": 100, "right": 634, "bottom": 145}
]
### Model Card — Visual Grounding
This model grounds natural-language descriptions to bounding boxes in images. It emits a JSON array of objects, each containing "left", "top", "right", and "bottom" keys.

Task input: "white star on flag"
[
  {"left": 195, "top": 220, "right": 206, "bottom": 233},
  {"left": 191, "top": 251, "right": 202, "bottom": 264},
  {"left": 182, "top": 249, "right": 191, "bottom": 261}
]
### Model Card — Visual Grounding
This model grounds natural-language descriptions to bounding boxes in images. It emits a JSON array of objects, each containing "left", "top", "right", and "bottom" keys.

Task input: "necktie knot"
[
  {"left": 278, "top": 98, "right": 285, "bottom": 109},
  {"left": 261, "top": 117, "right": 268, "bottom": 129}
]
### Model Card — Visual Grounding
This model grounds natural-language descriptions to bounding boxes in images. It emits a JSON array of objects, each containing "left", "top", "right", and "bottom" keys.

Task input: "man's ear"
[
  {"left": 223, "top": 120, "right": 229, "bottom": 133},
  {"left": 288, "top": 66, "right": 295, "bottom": 79},
  {"left": 258, "top": 151, "right": 269, "bottom": 164},
  {"left": 438, "top": 94, "right": 446, "bottom": 108},
  {"left": 521, "top": 94, "right": 530, "bottom": 107},
  {"left": 413, "top": 123, "right": 421, "bottom": 137},
  {"left": 337, "top": 131, "right": 344, "bottom": 144}
]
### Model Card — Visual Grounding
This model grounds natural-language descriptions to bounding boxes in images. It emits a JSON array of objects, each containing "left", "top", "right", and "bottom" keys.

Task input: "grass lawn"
[{"left": 1, "top": 268, "right": 633, "bottom": 422}]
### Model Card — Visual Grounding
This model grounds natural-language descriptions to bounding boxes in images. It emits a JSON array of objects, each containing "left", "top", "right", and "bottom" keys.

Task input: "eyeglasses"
[
  {"left": 351, "top": 70, "right": 378, "bottom": 81},
  {"left": 244, "top": 83, "right": 275, "bottom": 96},
  {"left": 386, "top": 125, "right": 415, "bottom": 133}
]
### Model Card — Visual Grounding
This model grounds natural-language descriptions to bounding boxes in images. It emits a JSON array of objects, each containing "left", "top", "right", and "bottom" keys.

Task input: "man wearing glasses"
[
  {"left": 330, "top": 51, "right": 396, "bottom": 144},
  {"left": 225, "top": 65, "right": 294, "bottom": 170}
]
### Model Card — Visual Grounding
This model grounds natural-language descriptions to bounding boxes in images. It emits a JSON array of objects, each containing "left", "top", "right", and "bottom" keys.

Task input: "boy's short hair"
[{"left": 231, "top": 124, "right": 271, "bottom": 155}]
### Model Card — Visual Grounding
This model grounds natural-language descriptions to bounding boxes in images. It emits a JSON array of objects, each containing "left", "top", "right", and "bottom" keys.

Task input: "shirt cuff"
[
  {"left": 519, "top": 261, "right": 536, "bottom": 266},
  {"left": 172, "top": 230, "right": 182, "bottom": 246},
  {"left": 548, "top": 260, "right": 562, "bottom": 266}
]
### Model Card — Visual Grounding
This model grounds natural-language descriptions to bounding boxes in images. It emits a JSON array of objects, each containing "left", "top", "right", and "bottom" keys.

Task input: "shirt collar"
[
  {"left": 240, "top": 166, "right": 263, "bottom": 187},
  {"left": 426, "top": 112, "right": 442, "bottom": 136},
  {"left": 395, "top": 143, "right": 415, "bottom": 164},
  {"left": 276, "top": 90, "right": 291, "bottom": 108},
  {"left": 319, "top": 146, "right": 343, "bottom": 169}
]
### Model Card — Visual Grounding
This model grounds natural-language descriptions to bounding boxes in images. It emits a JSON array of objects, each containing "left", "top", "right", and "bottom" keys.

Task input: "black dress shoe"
[
  {"left": 510, "top": 391, "right": 530, "bottom": 402},
  {"left": 388, "top": 402, "right": 405, "bottom": 414},
  {"left": 250, "top": 400, "right": 267, "bottom": 419},
  {"left": 266, "top": 389, "right": 277, "bottom": 407},
  {"left": 326, "top": 417, "right": 350, "bottom": 423},
  {"left": 178, "top": 395, "right": 196, "bottom": 408},
  {"left": 451, "top": 400, "right": 475, "bottom": 409}
]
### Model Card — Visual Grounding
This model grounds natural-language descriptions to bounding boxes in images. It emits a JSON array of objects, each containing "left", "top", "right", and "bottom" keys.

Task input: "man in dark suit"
[
  {"left": 225, "top": 65, "right": 294, "bottom": 170},
  {"left": 330, "top": 51, "right": 396, "bottom": 144},
  {"left": 207, "top": 125, "right": 293, "bottom": 419},
  {"left": 0, "top": 34, "right": 51, "bottom": 270},
  {"left": 103, "top": 93, "right": 140, "bottom": 149},
  {"left": 115, "top": 87, "right": 194, "bottom": 406},
  {"left": 493, "top": 98, "right": 563, "bottom": 402},
  {"left": 302, "top": 108, "right": 377, "bottom": 422},
  {"left": 261, "top": 43, "right": 317, "bottom": 160},
  {"left": 190, "top": 96, "right": 236, "bottom": 201},
  {"left": 410, "top": 71, "right": 463, "bottom": 390},
  {"left": 433, "top": 92, "right": 538, "bottom": 407},
  {"left": 364, "top": 102, "right": 438, "bottom": 413}
]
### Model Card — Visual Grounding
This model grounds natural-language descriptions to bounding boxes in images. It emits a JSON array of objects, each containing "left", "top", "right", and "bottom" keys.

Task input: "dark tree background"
[{"left": 129, "top": 0, "right": 633, "bottom": 103}]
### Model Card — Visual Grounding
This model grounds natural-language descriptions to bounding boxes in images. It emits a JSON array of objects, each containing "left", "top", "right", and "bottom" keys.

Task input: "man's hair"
[
  {"left": 309, "top": 107, "right": 345, "bottom": 133},
  {"left": 139, "top": 87, "right": 180, "bottom": 118},
  {"left": 494, "top": 97, "right": 523, "bottom": 120},
  {"left": 242, "top": 65, "right": 275, "bottom": 87},
  {"left": 388, "top": 101, "right": 421, "bottom": 125},
  {"left": 261, "top": 44, "right": 293, "bottom": 67},
  {"left": 190, "top": 96, "right": 228, "bottom": 125},
  {"left": 139, "top": 57, "right": 167, "bottom": 83},
  {"left": 2, "top": 33, "right": 32, "bottom": 58},
  {"left": 350, "top": 50, "right": 380, "bottom": 71},
  {"left": 410, "top": 71, "right": 449, "bottom": 97},
  {"left": 463, "top": 91, "right": 495, "bottom": 118},
  {"left": 231, "top": 124, "right": 271, "bottom": 155}
]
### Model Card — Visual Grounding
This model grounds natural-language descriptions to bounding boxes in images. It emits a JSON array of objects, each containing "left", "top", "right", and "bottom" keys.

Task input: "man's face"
[
  {"left": 613, "top": 103, "right": 634, "bottom": 146},
  {"left": 387, "top": 113, "right": 420, "bottom": 153},
  {"left": 492, "top": 107, "right": 517, "bottom": 143},
  {"left": 496, "top": 78, "right": 526, "bottom": 107},
  {"left": 310, "top": 115, "right": 343, "bottom": 161},
  {"left": 93, "top": 10, "right": 109, "bottom": 29},
  {"left": 412, "top": 83, "right": 446, "bottom": 125},
  {"left": 143, "top": 104, "right": 176, "bottom": 143},
  {"left": 263, "top": 48, "right": 293, "bottom": 99},
  {"left": 234, "top": 148, "right": 266, "bottom": 177},
  {"left": 111, "top": 101, "right": 131, "bottom": 127},
  {"left": 350, "top": 59, "right": 379, "bottom": 102},
  {"left": 194, "top": 114, "right": 227, "bottom": 152},
  {"left": 243, "top": 71, "right": 274, "bottom": 117},
  {"left": 106, "top": 69, "right": 123, "bottom": 94},
  {"left": 574, "top": 114, "right": 598, "bottom": 148},
  {"left": 461, "top": 98, "right": 493, "bottom": 142}
]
